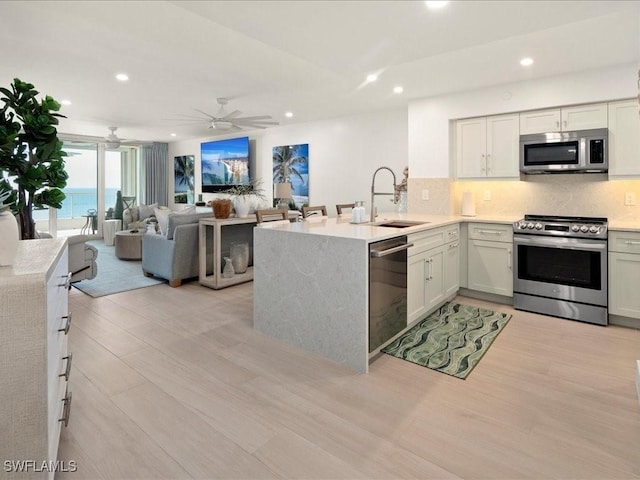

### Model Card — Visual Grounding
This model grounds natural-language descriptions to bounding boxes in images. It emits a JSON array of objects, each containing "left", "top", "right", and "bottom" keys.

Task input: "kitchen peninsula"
[{"left": 253, "top": 213, "right": 515, "bottom": 373}]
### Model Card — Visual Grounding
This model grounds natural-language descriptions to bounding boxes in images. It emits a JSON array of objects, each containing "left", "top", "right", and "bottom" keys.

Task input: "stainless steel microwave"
[{"left": 519, "top": 128, "right": 608, "bottom": 174}]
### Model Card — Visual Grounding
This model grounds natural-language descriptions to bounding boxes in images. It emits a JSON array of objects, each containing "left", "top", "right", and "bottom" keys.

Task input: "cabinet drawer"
[
  {"left": 609, "top": 231, "right": 640, "bottom": 254},
  {"left": 468, "top": 222, "right": 513, "bottom": 242},
  {"left": 409, "top": 226, "right": 458, "bottom": 256}
]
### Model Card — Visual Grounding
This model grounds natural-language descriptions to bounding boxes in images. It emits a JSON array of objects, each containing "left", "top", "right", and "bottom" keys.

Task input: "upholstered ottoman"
[{"left": 115, "top": 230, "right": 145, "bottom": 260}]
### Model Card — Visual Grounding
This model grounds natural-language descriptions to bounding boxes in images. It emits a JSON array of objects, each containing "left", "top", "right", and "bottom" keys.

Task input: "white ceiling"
[{"left": 1, "top": 1, "right": 639, "bottom": 143}]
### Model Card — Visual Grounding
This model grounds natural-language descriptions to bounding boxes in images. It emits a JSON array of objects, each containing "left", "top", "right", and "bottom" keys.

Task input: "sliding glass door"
[{"left": 38, "top": 141, "right": 139, "bottom": 238}]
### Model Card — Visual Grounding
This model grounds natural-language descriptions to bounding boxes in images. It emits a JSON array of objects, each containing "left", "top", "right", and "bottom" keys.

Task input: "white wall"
[
  {"left": 408, "top": 63, "right": 639, "bottom": 178},
  {"left": 168, "top": 108, "right": 408, "bottom": 215}
]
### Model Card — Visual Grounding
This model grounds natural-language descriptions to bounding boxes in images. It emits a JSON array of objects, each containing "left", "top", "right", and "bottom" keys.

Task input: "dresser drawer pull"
[
  {"left": 58, "top": 272, "right": 72, "bottom": 290},
  {"left": 477, "top": 229, "right": 503, "bottom": 235},
  {"left": 624, "top": 240, "right": 640, "bottom": 245},
  {"left": 58, "top": 313, "right": 72, "bottom": 335},
  {"left": 59, "top": 353, "right": 73, "bottom": 381},
  {"left": 59, "top": 390, "right": 72, "bottom": 427}
]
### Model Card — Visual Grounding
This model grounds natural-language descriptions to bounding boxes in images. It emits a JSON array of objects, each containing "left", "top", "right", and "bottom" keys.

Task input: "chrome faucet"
[{"left": 370, "top": 166, "right": 397, "bottom": 222}]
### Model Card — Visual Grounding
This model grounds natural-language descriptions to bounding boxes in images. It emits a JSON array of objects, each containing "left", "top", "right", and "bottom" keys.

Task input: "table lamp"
[{"left": 274, "top": 182, "right": 292, "bottom": 210}]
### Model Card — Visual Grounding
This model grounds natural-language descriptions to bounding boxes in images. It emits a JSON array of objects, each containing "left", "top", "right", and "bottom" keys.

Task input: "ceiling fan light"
[
  {"left": 212, "top": 120, "right": 233, "bottom": 131},
  {"left": 105, "top": 141, "right": 120, "bottom": 149}
]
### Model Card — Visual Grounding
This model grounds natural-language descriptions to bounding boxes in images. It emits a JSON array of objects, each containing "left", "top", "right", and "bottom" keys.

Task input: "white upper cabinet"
[
  {"left": 456, "top": 114, "right": 519, "bottom": 179},
  {"left": 607, "top": 99, "right": 640, "bottom": 176},
  {"left": 519, "top": 103, "right": 608, "bottom": 134}
]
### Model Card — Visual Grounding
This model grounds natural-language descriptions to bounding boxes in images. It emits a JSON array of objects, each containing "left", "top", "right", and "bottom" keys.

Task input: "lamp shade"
[{"left": 274, "top": 182, "right": 292, "bottom": 198}]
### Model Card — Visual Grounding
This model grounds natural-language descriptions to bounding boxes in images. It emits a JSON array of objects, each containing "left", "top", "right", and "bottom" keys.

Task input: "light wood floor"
[{"left": 58, "top": 281, "right": 640, "bottom": 479}]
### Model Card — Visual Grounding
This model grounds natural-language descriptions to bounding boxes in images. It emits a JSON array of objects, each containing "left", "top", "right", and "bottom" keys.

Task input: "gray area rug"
[
  {"left": 382, "top": 302, "right": 511, "bottom": 379},
  {"left": 72, "top": 240, "right": 162, "bottom": 298}
]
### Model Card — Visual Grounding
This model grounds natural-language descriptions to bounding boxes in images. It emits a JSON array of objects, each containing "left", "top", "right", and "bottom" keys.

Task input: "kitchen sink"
[{"left": 375, "top": 220, "right": 431, "bottom": 228}]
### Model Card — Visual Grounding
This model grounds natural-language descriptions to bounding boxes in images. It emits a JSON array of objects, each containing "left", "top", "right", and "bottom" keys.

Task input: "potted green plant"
[
  {"left": 0, "top": 78, "right": 68, "bottom": 239},
  {"left": 225, "top": 178, "right": 266, "bottom": 217}
]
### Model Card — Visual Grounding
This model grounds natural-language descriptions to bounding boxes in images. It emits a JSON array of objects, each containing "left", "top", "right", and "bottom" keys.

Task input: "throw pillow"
[
  {"left": 154, "top": 207, "right": 171, "bottom": 236},
  {"left": 138, "top": 203, "right": 158, "bottom": 221}
]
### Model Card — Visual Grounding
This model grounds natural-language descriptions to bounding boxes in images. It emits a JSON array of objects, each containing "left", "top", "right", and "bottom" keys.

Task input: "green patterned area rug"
[{"left": 382, "top": 302, "right": 511, "bottom": 379}]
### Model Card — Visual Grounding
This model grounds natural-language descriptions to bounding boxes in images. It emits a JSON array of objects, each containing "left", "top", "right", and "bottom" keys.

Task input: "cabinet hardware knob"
[
  {"left": 507, "top": 249, "right": 512, "bottom": 269},
  {"left": 59, "top": 352, "right": 73, "bottom": 381},
  {"left": 58, "top": 272, "right": 72, "bottom": 290},
  {"left": 58, "top": 313, "right": 72, "bottom": 335},
  {"left": 59, "top": 390, "right": 72, "bottom": 427}
]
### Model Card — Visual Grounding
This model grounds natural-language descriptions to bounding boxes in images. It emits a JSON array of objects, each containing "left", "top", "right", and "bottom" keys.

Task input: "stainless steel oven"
[{"left": 513, "top": 215, "right": 608, "bottom": 325}]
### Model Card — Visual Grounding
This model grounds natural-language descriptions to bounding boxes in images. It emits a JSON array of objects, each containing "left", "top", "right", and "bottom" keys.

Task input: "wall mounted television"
[{"left": 201, "top": 136, "right": 250, "bottom": 193}]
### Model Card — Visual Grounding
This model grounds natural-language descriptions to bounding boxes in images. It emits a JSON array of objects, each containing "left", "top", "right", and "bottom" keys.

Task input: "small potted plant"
[{"left": 225, "top": 178, "right": 266, "bottom": 218}]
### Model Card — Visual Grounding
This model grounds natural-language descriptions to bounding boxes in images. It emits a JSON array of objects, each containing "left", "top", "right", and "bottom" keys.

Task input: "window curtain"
[{"left": 140, "top": 142, "right": 168, "bottom": 206}]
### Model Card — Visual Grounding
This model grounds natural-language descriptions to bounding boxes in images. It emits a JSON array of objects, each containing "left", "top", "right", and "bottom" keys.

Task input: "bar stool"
[
  {"left": 301, "top": 205, "right": 327, "bottom": 218},
  {"left": 336, "top": 203, "right": 355, "bottom": 215}
]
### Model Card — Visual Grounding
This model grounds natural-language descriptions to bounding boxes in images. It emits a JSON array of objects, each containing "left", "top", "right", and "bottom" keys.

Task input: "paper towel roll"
[{"left": 461, "top": 191, "right": 476, "bottom": 217}]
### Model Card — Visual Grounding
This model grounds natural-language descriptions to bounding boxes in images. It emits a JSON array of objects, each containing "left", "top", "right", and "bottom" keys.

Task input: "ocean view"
[{"left": 32, "top": 187, "right": 119, "bottom": 221}]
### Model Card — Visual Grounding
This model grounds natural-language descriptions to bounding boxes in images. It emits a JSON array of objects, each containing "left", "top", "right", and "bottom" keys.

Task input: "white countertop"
[{"left": 261, "top": 212, "right": 519, "bottom": 243}]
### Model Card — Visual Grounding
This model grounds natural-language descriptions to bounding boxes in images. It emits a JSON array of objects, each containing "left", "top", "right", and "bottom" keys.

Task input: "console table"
[{"left": 198, "top": 217, "right": 257, "bottom": 289}]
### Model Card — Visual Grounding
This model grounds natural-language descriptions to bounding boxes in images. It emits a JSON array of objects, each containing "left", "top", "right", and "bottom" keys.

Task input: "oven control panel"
[{"left": 513, "top": 216, "right": 607, "bottom": 239}]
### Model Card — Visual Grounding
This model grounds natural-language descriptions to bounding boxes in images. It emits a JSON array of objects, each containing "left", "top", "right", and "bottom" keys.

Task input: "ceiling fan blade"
[
  {"left": 234, "top": 123, "right": 271, "bottom": 129},
  {"left": 167, "top": 114, "right": 210, "bottom": 120},
  {"left": 194, "top": 108, "right": 216, "bottom": 120},
  {"left": 223, "top": 110, "right": 242, "bottom": 120},
  {"left": 232, "top": 115, "right": 273, "bottom": 122},
  {"left": 233, "top": 120, "right": 280, "bottom": 126}
]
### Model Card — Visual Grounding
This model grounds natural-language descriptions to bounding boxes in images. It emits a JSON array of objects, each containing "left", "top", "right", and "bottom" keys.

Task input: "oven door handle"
[{"left": 513, "top": 235, "right": 606, "bottom": 251}]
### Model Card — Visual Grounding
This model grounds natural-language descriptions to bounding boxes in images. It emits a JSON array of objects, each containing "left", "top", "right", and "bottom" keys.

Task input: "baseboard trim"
[
  {"left": 636, "top": 360, "right": 640, "bottom": 410},
  {"left": 458, "top": 288, "right": 513, "bottom": 306},
  {"left": 608, "top": 314, "right": 640, "bottom": 329}
]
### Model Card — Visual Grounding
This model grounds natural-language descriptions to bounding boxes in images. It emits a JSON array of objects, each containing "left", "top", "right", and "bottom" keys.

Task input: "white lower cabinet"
[
  {"left": 0, "top": 239, "right": 72, "bottom": 479},
  {"left": 609, "top": 230, "right": 640, "bottom": 319},
  {"left": 408, "top": 225, "right": 459, "bottom": 324},
  {"left": 467, "top": 223, "right": 513, "bottom": 297}
]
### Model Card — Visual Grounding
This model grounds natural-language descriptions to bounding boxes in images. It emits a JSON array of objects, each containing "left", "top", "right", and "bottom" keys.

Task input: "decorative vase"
[
  {"left": 230, "top": 242, "right": 249, "bottom": 274},
  {"left": 396, "top": 191, "right": 408, "bottom": 213},
  {"left": 212, "top": 199, "right": 232, "bottom": 219},
  {"left": 222, "top": 257, "right": 235, "bottom": 278},
  {"left": 233, "top": 196, "right": 253, "bottom": 218},
  {"left": 0, "top": 212, "right": 20, "bottom": 266}
]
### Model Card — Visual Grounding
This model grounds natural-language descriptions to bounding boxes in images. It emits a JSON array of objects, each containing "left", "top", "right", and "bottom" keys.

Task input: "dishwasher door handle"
[{"left": 370, "top": 242, "right": 414, "bottom": 258}]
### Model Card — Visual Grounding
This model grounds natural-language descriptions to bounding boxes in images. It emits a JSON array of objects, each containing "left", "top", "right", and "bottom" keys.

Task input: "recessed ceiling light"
[
  {"left": 393, "top": 86, "right": 404, "bottom": 94},
  {"left": 115, "top": 73, "right": 129, "bottom": 81},
  {"left": 170, "top": 133, "right": 177, "bottom": 137},
  {"left": 520, "top": 57, "right": 534, "bottom": 67},
  {"left": 61, "top": 99, "right": 72, "bottom": 106},
  {"left": 425, "top": 1, "right": 449, "bottom": 9},
  {"left": 366, "top": 74, "right": 378, "bottom": 83},
  {"left": 285, "top": 112, "right": 293, "bottom": 118}
]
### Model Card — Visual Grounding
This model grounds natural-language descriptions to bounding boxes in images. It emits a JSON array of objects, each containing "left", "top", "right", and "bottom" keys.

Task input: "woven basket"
[{"left": 212, "top": 199, "right": 232, "bottom": 219}]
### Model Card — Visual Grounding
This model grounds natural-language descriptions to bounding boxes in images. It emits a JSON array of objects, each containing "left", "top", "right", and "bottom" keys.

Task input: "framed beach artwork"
[
  {"left": 272, "top": 143, "right": 309, "bottom": 209},
  {"left": 174, "top": 155, "right": 195, "bottom": 204}
]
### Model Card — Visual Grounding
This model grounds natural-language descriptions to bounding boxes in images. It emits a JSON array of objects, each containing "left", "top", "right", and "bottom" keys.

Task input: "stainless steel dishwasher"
[{"left": 369, "top": 236, "right": 412, "bottom": 353}]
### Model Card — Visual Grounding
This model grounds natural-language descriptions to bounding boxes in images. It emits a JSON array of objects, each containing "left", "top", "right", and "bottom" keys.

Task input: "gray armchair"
[
  {"left": 141, "top": 211, "right": 213, "bottom": 287},
  {"left": 67, "top": 234, "right": 98, "bottom": 283}
]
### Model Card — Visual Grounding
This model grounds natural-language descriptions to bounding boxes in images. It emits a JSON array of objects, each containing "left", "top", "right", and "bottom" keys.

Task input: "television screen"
[{"left": 201, "top": 136, "right": 250, "bottom": 192}]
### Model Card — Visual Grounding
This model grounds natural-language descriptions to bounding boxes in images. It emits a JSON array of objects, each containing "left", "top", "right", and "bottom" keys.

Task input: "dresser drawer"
[
  {"left": 609, "top": 230, "right": 640, "bottom": 254},
  {"left": 468, "top": 222, "right": 513, "bottom": 242}
]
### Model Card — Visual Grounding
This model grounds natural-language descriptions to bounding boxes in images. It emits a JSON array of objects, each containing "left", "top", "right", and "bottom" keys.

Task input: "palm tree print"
[
  {"left": 174, "top": 155, "right": 194, "bottom": 193},
  {"left": 272, "top": 145, "right": 307, "bottom": 187}
]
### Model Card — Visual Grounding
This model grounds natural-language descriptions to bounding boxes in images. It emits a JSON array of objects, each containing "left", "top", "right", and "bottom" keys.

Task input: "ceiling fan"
[
  {"left": 174, "top": 98, "right": 279, "bottom": 131},
  {"left": 103, "top": 126, "right": 150, "bottom": 148}
]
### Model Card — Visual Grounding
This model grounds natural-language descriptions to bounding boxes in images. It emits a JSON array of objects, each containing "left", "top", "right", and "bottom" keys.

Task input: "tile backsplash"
[{"left": 409, "top": 175, "right": 640, "bottom": 221}]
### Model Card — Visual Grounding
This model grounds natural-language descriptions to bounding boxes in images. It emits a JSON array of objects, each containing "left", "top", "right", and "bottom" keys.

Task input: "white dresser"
[{"left": 0, "top": 239, "right": 72, "bottom": 479}]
